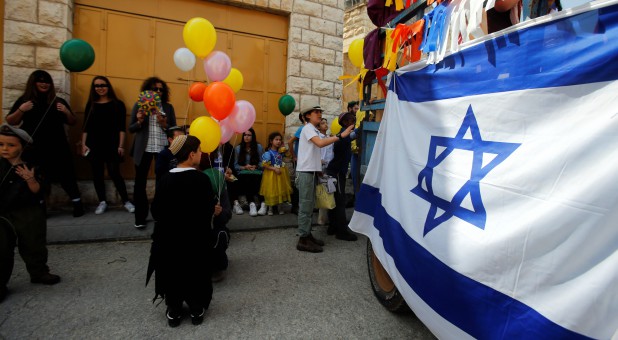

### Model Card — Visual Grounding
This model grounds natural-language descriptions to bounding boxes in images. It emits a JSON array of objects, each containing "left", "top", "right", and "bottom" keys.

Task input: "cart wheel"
[{"left": 367, "top": 239, "right": 410, "bottom": 313}]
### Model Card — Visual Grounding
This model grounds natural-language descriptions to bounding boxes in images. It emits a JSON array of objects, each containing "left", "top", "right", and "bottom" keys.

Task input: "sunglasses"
[
  {"left": 94, "top": 84, "right": 109, "bottom": 88},
  {"left": 152, "top": 87, "right": 164, "bottom": 92},
  {"left": 36, "top": 80, "right": 51, "bottom": 84}
]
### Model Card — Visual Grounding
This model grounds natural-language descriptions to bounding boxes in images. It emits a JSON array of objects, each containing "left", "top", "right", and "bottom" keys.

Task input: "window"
[{"left": 345, "top": 0, "right": 365, "bottom": 10}]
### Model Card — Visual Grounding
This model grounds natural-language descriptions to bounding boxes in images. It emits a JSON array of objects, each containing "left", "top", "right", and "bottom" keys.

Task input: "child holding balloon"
[{"left": 259, "top": 132, "right": 293, "bottom": 215}]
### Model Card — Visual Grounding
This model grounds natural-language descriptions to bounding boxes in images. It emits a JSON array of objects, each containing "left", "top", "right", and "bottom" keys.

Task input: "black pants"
[
  {"left": 0, "top": 206, "right": 49, "bottom": 288},
  {"left": 236, "top": 173, "right": 263, "bottom": 203},
  {"left": 90, "top": 156, "right": 129, "bottom": 203},
  {"left": 327, "top": 173, "right": 348, "bottom": 236},
  {"left": 134, "top": 152, "right": 157, "bottom": 225}
]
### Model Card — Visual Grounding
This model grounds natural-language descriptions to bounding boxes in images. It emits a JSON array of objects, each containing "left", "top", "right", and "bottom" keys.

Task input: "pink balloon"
[
  {"left": 228, "top": 100, "right": 256, "bottom": 133},
  {"left": 219, "top": 118, "right": 234, "bottom": 144},
  {"left": 203, "top": 51, "right": 231, "bottom": 82}
]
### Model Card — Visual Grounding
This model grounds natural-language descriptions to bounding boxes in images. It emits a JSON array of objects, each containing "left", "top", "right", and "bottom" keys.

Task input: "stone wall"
[{"left": 2, "top": 0, "right": 73, "bottom": 118}]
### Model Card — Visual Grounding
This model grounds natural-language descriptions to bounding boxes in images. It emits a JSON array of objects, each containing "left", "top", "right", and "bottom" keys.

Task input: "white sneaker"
[
  {"left": 95, "top": 201, "right": 107, "bottom": 215},
  {"left": 257, "top": 202, "right": 267, "bottom": 216},
  {"left": 124, "top": 201, "right": 135, "bottom": 213},
  {"left": 233, "top": 201, "right": 244, "bottom": 215},
  {"left": 249, "top": 202, "right": 258, "bottom": 216},
  {"left": 267, "top": 206, "right": 273, "bottom": 216}
]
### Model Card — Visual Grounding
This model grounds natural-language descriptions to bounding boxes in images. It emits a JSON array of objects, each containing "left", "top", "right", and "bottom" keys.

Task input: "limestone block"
[
  {"left": 324, "top": 65, "right": 343, "bottom": 83},
  {"left": 334, "top": 82, "right": 343, "bottom": 99},
  {"left": 290, "top": 13, "right": 310, "bottom": 29},
  {"left": 243, "top": 0, "right": 257, "bottom": 5},
  {"left": 320, "top": 96, "right": 341, "bottom": 116},
  {"left": 269, "top": 0, "right": 282, "bottom": 9},
  {"left": 322, "top": 0, "right": 340, "bottom": 8},
  {"left": 3, "top": 88, "right": 26, "bottom": 113},
  {"left": 37, "top": 47, "right": 64, "bottom": 69},
  {"left": 289, "top": 42, "right": 309, "bottom": 59},
  {"left": 298, "top": 94, "right": 321, "bottom": 111},
  {"left": 300, "top": 60, "right": 323, "bottom": 79},
  {"left": 309, "top": 17, "right": 337, "bottom": 36},
  {"left": 337, "top": 22, "right": 344, "bottom": 37},
  {"left": 5, "top": 21, "right": 67, "bottom": 48},
  {"left": 293, "top": 0, "right": 322, "bottom": 17},
  {"left": 324, "top": 35, "right": 343, "bottom": 50},
  {"left": 309, "top": 46, "right": 335, "bottom": 65},
  {"left": 312, "top": 80, "right": 334, "bottom": 97},
  {"left": 288, "top": 76, "right": 312, "bottom": 94},
  {"left": 43, "top": 0, "right": 70, "bottom": 4},
  {"left": 287, "top": 58, "right": 300, "bottom": 76},
  {"left": 335, "top": 50, "right": 343, "bottom": 65},
  {"left": 289, "top": 27, "right": 302, "bottom": 42},
  {"left": 5, "top": 0, "right": 38, "bottom": 22},
  {"left": 323, "top": 6, "right": 344, "bottom": 22},
  {"left": 281, "top": 0, "right": 293, "bottom": 12},
  {"left": 4, "top": 44, "right": 36, "bottom": 67},
  {"left": 255, "top": 0, "right": 269, "bottom": 6},
  {"left": 301, "top": 30, "right": 323, "bottom": 46},
  {"left": 39, "top": 1, "right": 69, "bottom": 27},
  {"left": 3, "top": 66, "right": 35, "bottom": 89}
]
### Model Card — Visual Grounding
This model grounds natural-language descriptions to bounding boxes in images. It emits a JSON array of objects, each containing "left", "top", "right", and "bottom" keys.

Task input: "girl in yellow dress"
[{"left": 259, "top": 132, "right": 292, "bottom": 215}]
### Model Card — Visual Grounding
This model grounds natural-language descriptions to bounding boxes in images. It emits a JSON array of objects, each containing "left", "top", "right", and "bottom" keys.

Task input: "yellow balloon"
[
  {"left": 189, "top": 116, "right": 221, "bottom": 153},
  {"left": 183, "top": 18, "right": 217, "bottom": 59},
  {"left": 223, "top": 68, "right": 243, "bottom": 93},
  {"left": 348, "top": 39, "right": 364, "bottom": 68},
  {"left": 330, "top": 118, "right": 342, "bottom": 135}
]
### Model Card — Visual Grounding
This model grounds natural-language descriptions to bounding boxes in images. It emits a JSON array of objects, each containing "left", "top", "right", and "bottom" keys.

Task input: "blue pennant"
[{"left": 411, "top": 105, "right": 521, "bottom": 236}]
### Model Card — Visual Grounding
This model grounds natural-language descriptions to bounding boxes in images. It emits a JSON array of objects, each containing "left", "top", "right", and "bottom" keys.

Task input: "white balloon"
[{"left": 173, "top": 48, "right": 196, "bottom": 72}]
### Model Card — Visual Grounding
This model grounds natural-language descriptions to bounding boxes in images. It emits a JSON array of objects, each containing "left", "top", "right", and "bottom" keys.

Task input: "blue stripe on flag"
[
  {"left": 356, "top": 183, "right": 592, "bottom": 339},
  {"left": 393, "top": 4, "right": 618, "bottom": 102}
]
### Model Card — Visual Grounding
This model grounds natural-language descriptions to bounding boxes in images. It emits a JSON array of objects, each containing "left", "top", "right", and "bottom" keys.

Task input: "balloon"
[
  {"left": 203, "top": 51, "right": 231, "bottom": 82},
  {"left": 190, "top": 116, "right": 221, "bottom": 153},
  {"left": 219, "top": 119, "right": 234, "bottom": 144},
  {"left": 223, "top": 68, "right": 243, "bottom": 93},
  {"left": 189, "top": 82, "right": 207, "bottom": 102},
  {"left": 203, "top": 82, "right": 235, "bottom": 120},
  {"left": 59, "top": 39, "right": 95, "bottom": 72},
  {"left": 228, "top": 100, "right": 256, "bottom": 133},
  {"left": 330, "top": 117, "right": 342, "bottom": 135},
  {"left": 173, "top": 47, "right": 196, "bottom": 72},
  {"left": 278, "top": 94, "right": 295, "bottom": 116},
  {"left": 348, "top": 39, "right": 364, "bottom": 68},
  {"left": 183, "top": 17, "right": 217, "bottom": 58}
]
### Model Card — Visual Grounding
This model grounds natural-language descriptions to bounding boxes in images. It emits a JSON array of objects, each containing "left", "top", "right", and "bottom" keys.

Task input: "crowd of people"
[{"left": 0, "top": 69, "right": 363, "bottom": 326}]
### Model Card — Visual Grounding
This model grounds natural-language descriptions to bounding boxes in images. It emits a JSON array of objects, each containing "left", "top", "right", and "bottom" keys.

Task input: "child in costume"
[
  {"left": 259, "top": 132, "right": 293, "bottom": 216},
  {"left": 0, "top": 124, "right": 60, "bottom": 303}
]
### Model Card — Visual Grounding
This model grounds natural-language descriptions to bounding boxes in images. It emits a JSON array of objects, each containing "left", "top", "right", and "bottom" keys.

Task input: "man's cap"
[
  {"left": 301, "top": 104, "right": 324, "bottom": 116},
  {"left": 0, "top": 124, "right": 33, "bottom": 144},
  {"left": 168, "top": 134, "right": 187, "bottom": 155},
  {"left": 338, "top": 112, "right": 355, "bottom": 126}
]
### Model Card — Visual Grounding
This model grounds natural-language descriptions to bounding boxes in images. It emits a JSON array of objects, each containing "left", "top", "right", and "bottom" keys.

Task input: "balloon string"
[{"left": 183, "top": 75, "right": 191, "bottom": 126}]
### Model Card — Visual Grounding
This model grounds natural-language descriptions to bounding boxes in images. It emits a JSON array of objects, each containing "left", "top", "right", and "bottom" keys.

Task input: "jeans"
[
  {"left": 90, "top": 156, "right": 129, "bottom": 203},
  {"left": 295, "top": 172, "right": 316, "bottom": 237}
]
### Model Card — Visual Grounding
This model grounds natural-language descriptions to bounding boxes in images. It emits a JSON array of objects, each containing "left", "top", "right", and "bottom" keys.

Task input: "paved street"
[{"left": 1, "top": 227, "right": 434, "bottom": 339}]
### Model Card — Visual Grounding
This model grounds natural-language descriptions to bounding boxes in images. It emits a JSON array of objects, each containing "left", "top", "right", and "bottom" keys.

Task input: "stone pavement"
[{"left": 46, "top": 204, "right": 353, "bottom": 244}]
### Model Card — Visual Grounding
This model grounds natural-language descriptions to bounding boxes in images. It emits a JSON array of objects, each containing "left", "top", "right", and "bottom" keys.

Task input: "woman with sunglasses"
[
  {"left": 5, "top": 70, "right": 84, "bottom": 217},
  {"left": 81, "top": 76, "right": 135, "bottom": 215},
  {"left": 233, "top": 128, "right": 266, "bottom": 216},
  {"left": 128, "top": 77, "right": 177, "bottom": 229}
]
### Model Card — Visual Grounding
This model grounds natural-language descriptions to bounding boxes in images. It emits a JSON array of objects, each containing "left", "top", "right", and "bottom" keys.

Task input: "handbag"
[{"left": 315, "top": 183, "right": 335, "bottom": 209}]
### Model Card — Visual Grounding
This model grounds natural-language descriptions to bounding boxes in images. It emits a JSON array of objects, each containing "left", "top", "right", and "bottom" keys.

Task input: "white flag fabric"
[{"left": 351, "top": 1, "right": 618, "bottom": 338}]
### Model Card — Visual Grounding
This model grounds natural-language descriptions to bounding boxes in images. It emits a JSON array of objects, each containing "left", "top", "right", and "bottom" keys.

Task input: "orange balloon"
[
  {"left": 189, "top": 82, "right": 207, "bottom": 102},
  {"left": 203, "top": 82, "right": 235, "bottom": 120}
]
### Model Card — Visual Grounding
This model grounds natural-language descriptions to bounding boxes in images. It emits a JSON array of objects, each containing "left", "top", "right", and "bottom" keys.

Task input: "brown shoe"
[
  {"left": 297, "top": 236, "right": 323, "bottom": 253},
  {"left": 308, "top": 233, "right": 325, "bottom": 246},
  {"left": 31, "top": 273, "right": 61, "bottom": 285}
]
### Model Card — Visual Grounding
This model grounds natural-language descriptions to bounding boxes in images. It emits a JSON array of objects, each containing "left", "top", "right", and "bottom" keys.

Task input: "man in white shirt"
[{"left": 295, "top": 104, "right": 353, "bottom": 252}]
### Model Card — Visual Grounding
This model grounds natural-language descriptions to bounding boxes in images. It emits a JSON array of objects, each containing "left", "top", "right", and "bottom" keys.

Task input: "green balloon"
[
  {"left": 59, "top": 39, "right": 95, "bottom": 72},
  {"left": 278, "top": 94, "right": 296, "bottom": 116}
]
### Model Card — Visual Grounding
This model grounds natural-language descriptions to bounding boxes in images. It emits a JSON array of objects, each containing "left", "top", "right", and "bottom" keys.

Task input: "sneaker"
[
  {"left": 257, "top": 202, "right": 267, "bottom": 216},
  {"left": 123, "top": 201, "right": 135, "bottom": 213},
  {"left": 95, "top": 201, "right": 107, "bottom": 215},
  {"left": 249, "top": 202, "right": 257, "bottom": 216},
  {"left": 267, "top": 206, "right": 273, "bottom": 216},
  {"left": 31, "top": 272, "right": 61, "bottom": 285},
  {"left": 134, "top": 224, "right": 147, "bottom": 229},
  {"left": 166, "top": 308, "right": 182, "bottom": 328},
  {"left": 233, "top": 201, "right": 244, "bottom": 215},
  {"left": 190, "top": 308, "right": 205, "bottom": 325}
]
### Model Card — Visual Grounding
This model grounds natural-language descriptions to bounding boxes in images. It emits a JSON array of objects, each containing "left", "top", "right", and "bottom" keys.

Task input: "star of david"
[{"left": 411, "top": 105, "right": 520, "bottom": 236}]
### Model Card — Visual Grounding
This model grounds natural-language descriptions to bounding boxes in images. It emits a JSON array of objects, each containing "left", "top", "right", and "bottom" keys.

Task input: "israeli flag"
[{"left": 351, "top": 1, "right": 618, "bottom": 338}]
